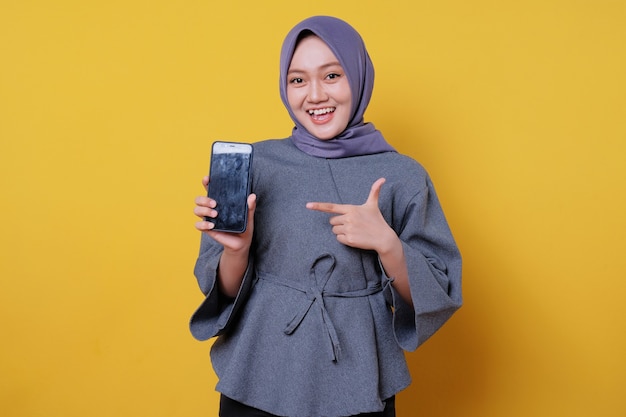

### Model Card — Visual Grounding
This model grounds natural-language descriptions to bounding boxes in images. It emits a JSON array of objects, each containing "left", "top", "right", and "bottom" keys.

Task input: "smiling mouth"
[{"left": 308, "top": 107, "right": 335, "bottom": 116}]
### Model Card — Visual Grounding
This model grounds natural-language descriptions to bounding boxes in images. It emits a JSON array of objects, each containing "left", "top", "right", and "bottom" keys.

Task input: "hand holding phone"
[{"left": 206, "top": 141, "right": 253, "bottom": 233}]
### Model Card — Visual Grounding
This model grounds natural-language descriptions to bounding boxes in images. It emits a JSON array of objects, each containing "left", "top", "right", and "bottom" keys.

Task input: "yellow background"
[{"left": 1, "top": 1, "right": 624, "bottom": 416}]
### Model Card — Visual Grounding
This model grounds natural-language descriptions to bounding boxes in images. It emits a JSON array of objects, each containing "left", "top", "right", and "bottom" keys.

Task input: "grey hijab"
[{"left": 279, "top": 16, "right": 396, "bottom": 158}]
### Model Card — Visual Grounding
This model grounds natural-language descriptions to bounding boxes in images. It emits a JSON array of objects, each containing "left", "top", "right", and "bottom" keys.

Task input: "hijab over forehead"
[{"left": 279, "top": 16, "right": 395, "bottom": 158}]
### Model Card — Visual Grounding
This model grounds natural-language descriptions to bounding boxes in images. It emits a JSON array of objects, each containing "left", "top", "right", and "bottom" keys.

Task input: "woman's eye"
[
  {"left": 290, "top": 77, "right": 304, "bottom": 84},
  {"left": 327, "top": 73, "right": 341, "bottom": 80}
]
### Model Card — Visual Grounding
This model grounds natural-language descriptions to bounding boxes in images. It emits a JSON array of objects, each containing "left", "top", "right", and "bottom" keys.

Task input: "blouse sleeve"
[
  {"left": 188, "top": 233, "right": 255, "bottom": 341},
  {"left": 388, "top": 176, "right": 463, "bottom": 351}
]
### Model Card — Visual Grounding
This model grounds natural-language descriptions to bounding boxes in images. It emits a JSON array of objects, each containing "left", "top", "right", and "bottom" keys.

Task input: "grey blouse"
[{"left": 190, "top": 139, "right": 462, "bottom": 417}]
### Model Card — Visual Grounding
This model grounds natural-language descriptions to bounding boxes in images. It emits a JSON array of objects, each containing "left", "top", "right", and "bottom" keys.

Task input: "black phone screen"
[{"left": 207, "top": 142, "right": 253, "bottom": 233}]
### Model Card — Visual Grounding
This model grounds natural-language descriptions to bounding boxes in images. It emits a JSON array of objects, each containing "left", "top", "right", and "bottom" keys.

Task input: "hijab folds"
[{"left": 279, "top": 16, "right": 395, "bottom": 159}]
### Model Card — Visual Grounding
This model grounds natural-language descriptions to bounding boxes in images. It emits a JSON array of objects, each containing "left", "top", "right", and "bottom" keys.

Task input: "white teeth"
[{"left": 308, "top": 107, "right": 335, "bottom": 116}]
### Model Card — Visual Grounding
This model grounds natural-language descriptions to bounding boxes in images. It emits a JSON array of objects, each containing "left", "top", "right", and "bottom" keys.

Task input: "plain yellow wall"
[{"left": 1, "top": 1, "right": 624, "bottom": 416}]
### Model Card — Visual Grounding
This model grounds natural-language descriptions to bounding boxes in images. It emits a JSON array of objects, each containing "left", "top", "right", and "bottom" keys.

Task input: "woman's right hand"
[
  {"left": 194, "top": 175, "right": 257, "bottom": 253},
  {"left": 194, "top": 176, "right": 256, "bottom": 297}
]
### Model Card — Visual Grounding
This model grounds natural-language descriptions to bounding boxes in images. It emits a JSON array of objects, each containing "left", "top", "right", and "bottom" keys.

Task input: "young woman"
[{"left": 191, "top": 15, "right": 462, "bottom": 417}]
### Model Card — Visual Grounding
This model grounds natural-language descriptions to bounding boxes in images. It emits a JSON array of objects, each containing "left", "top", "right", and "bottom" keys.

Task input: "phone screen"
[{"left": 206, "top": 141, "right": 253, "bottom": 233}]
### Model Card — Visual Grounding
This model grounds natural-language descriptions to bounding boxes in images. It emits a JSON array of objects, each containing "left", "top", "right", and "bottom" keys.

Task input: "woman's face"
[{"left": 286, "top": 35, "right": 352, "bottom": 140}]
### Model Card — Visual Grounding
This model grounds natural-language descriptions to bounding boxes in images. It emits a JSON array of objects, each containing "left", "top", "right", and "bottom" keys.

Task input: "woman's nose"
[{"left": 307, "top": 80, "right": 327, "bottom": 103}]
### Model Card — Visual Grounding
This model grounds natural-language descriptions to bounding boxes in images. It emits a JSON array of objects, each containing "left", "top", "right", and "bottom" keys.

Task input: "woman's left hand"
[
  {"left": 306, "top": 178, "right": 397, "bottom": 254},
  {"left": 307, "top": 177, "right": 412, "bottom": 306}
]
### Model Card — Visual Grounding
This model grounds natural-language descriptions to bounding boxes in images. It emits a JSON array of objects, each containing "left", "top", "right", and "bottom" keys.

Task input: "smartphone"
[{"left": 206, "top": 141, "right": 253, "bottom": 233}]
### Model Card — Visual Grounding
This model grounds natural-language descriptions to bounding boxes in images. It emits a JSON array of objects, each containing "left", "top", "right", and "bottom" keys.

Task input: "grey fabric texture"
[{"left": 190, "top": 139, "right": 462, "bottom": 417}]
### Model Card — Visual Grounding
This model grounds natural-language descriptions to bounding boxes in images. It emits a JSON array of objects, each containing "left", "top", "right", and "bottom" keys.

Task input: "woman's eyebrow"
[{"left": 287, "top": 61, "right": 342, "bottom": 74}]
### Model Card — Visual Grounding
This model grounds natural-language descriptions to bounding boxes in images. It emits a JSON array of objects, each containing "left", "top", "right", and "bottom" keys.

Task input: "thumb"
[
  {"left": 242, "top": 193, "right": 257, "bottom": 235},
  {"left": 247, "top": 193, "right": 257, "bottom": 214},
  {"left": 365, "top": 178, "right": 386, "bottom": 206}
]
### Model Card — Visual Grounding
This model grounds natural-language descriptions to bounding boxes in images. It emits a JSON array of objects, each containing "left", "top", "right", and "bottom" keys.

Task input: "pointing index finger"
[{"left": 306, "top": 201, "right": 349, "bottom": 214}]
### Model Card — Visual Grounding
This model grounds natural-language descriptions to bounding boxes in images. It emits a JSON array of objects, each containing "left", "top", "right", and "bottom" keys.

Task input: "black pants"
[{"left": 219, "top": 395, "right": 396, "bottom": 417}]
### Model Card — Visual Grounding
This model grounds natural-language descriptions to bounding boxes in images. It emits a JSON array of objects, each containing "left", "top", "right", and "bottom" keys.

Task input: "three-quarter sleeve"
[
  {"left": 189, "top": 233, "right": 255, "bottom": 341},
  {"left": 389, "top": 177, "right": 463, "bottom": 351}
]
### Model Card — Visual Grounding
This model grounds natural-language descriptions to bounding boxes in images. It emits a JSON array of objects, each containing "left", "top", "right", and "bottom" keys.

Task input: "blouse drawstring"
[{"left": 262, "top": 253, "right": 386, "bottom": 362}]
